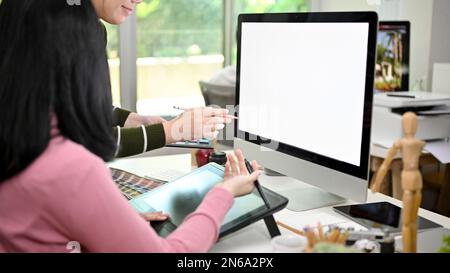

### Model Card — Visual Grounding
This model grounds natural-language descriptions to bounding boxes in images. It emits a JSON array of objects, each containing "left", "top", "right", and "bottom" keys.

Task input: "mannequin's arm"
[{"left": 370, "top": 142, "right": 400, "bottom": 193}]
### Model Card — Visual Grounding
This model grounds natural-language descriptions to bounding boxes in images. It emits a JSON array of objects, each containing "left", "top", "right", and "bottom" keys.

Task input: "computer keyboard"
[{"left": 110, "top": 168, "right": 167, "bottom": 200}]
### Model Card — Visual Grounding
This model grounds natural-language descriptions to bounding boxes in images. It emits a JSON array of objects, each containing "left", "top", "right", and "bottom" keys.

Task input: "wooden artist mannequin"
[{"left": 371, "top": 112, "right": 425, "bottom": 253}]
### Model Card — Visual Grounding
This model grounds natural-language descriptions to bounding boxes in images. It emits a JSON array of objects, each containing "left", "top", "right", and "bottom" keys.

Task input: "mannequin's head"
[{"left": 402, "top": 112, "right": 418, "bottom": 138}]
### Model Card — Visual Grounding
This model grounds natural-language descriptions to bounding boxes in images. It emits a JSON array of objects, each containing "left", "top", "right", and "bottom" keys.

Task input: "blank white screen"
[{"left": 238, "top": 22, "right": 369, "bottom": 166}]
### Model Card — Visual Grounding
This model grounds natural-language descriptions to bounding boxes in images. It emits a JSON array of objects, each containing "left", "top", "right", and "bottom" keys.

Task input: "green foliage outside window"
[
  {"left": 232, "top": 0, "right": 308, "bottom": 63},
  {"left": 235, "top": 0, "right": 308, "bottom": 13},
  {"left": 439, "top": 235, "right": 450, "bottom": 253},
  {"left": 137, "top": 0, "right": 223, "bottom": 58},
  {"left": 104, "top": 23, "right": 119, "bottom": 58},
  {"left": 135, "top": 0, "right": 308, "bottom": 58}
]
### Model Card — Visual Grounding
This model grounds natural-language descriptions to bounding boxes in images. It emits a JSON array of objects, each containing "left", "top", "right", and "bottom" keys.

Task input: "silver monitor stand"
[
  {"left": 264, "top": 168, "right": 285, "bottom": 176},
  {"left": 259, "top": 173, "right": 346, "bottom": 212},
  {"left": 277, "top": 184, "right": 346, "bottom": 212}
]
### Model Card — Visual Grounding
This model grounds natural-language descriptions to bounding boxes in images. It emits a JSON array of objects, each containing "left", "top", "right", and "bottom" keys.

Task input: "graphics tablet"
[
  {"left": 333, "top": 202, "right": 442, "bottom": 234},
  {"left": 129, "top": 163, "right": 288, "bottom": 237}
]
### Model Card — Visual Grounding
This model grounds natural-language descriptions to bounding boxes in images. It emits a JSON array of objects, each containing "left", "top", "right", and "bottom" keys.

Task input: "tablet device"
[
  {"left": 165, "top": 138, "right": 214, "bottom": 149},
  {"left": 333, "top": 202, "right": 442, "bottom": 234},
  {"left": 129, "top": 163, "right": 288, "bottom": 237}
]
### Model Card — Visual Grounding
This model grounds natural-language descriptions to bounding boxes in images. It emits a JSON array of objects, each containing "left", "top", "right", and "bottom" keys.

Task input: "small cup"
[{"left": 271, "top": 235, "right": 307, "bottom": 253}]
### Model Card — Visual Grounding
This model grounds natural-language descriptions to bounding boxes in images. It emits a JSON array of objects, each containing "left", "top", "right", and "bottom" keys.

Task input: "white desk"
[{"left": 108, "top": 153, "right": 450, "bottom": 253}]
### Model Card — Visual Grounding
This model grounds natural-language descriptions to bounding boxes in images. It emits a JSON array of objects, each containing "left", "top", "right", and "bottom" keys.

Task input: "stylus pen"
[
  {"left": 173, "top": 106, "right": 189, "bottom": 111},
  {"left": 244, "top": 159, "right": 270, "bottom": 209},
  {"left": 173, "top": 106, "right": 239, "bottom": 119}
]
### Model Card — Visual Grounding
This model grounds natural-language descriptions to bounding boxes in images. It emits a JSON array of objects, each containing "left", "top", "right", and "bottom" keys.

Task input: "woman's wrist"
[
  {"left": 162, "top": 121, "right": 174, "bottom": 144},
  {"left": 215, "top": 183, "right": 235, "bottom": 197},
  {"left": 124, "top": 113, "right": 143, "bottom": 128}
]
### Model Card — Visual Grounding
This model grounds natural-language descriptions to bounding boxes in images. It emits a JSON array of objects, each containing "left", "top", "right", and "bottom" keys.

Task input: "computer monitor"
[
  {"left": 375, "top": 21, "right": 410, "bottom": 92},
  {"left": 234, "top": 12, "right": 378, "bottom": 211}
]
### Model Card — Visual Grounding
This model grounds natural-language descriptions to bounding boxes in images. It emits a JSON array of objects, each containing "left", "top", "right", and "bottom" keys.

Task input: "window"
[
  {"left": 112, "top": 0, "right": 309, "bottom": 115},
  {"left": 232, "top": 0, "right": 309, "bottom": 64},
  {"left": 136, "top": 0, "right": 223, "bottom": 115},
  {"left": 103, "top": 23, "right": 121, "bottom": 107}
]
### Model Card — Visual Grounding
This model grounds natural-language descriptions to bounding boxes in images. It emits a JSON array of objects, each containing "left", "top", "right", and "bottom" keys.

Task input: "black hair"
[{"left": 0, "top": 0, "right": 116, "bottom": 181}]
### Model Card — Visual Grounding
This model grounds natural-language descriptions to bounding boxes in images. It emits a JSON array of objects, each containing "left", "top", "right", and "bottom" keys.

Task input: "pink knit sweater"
[{"left": 0, "top": 134, "right": 233, "bottom": 252}]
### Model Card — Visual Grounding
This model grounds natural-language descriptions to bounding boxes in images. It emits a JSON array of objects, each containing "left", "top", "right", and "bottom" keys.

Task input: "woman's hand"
[
  {"left": 216, "top": 149, "right": 262, "bottom": 197},
  {"left": 162, "top": 107, "right": 233, "bottom": 144},
  {"left": 124, "top": 113, "right": 167, "bottom": 128},
  {"left": 139, "top": 211, "right": 169, "bottom": 222}
]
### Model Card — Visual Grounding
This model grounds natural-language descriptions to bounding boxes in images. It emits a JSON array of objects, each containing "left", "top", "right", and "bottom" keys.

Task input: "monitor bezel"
[
  {"left": 234, "top": 12, "right": 378, "bottom": 180},
  {"left": 377, "top": 20, "right": 411, "bottom": 92}
]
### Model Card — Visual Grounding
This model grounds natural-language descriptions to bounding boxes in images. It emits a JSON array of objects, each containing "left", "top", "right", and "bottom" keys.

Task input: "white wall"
[
  {"left": 401, "top": 0, "right": 434, "bottom": 90},
  {"left": 314, "top": 0, "right": 434, "bottom": 90},
  {"left": 311, "top": 0, "right": 405, "bottom": 18},
  {"left": 429, "top": 0, "right": 450, "bottom": 90}
]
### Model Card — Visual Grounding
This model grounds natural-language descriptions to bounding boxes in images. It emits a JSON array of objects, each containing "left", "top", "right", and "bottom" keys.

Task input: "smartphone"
[{"left": 333, "top": 202, "right": 441, "bottom": 234}]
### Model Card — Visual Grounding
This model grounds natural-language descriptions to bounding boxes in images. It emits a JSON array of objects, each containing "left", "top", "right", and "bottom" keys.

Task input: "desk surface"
[{"left": 108, "top": 153, "right": 450, "bottom": 253}]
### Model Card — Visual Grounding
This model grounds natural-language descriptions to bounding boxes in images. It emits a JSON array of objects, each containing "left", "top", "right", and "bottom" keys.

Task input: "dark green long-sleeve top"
[
  {"left": 102, "top": 22, "right": 166, "bottom": 157},
  {"left": 112, "top": 107, "right": 166, "bottom": 157}
]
